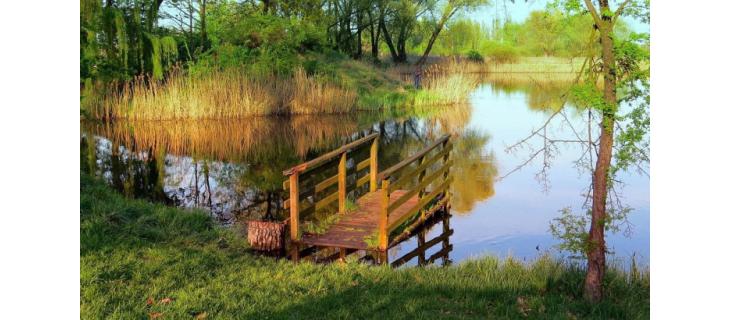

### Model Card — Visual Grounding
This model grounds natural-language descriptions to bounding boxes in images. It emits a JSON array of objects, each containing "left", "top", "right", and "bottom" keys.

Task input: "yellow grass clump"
[
  {"left": 86, "top": 68, "right": 357, "bottom": 120},
  {"left": 485, "top": 57, "right": 585, "bottom": 73},
  {"left": 393, "top": 60, "right": 480, "bottom": 107},
  {"left": 290, "top": 69, "right": 357, "bottom": 114}
]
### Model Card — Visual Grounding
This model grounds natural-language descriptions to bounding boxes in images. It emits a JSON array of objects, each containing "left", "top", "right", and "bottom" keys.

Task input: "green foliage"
[
  {"left": 409, "top": 8, "right": 599, "bottom": 59},
  {"left": 485, "top": 42, "right": 519, "bottom": 63},
  {"left": 549, "top": 208, "right": 589, "bottom": 257},
  {"left": 81, "top": 0, "right": 177, "bottom": 82},
  {"left": 147, "top": 34, "right": 164, "bottom": 79},
  {"left": 412, "top": 19, "right": 490, "bottom": 56},
  {"left": 570, "top": 83, "right": 613, "bottom": 114},
  {"left": 203, "top": 11, "right": 326, "bottom": 75},
  {"left": 466, "top": 50, "right": 484, "bottom": 62}
]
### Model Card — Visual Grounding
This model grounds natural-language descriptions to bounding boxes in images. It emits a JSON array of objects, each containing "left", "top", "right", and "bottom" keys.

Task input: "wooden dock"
[{"left": 283, "top": 132, "right": 453, "bottom": 264}]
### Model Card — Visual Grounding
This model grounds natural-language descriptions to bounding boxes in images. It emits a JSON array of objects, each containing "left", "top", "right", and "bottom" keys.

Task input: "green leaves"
[
  {"left": 570, "top": 83, "right": 615, "bottom": 115},
  {"left": 549, "top": 207, "right": 589, "bottom": 257}
]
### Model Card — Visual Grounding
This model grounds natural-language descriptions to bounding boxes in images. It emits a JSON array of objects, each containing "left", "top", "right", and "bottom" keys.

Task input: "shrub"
[
  {"left": 466, "top": 50, "right": 484, "bottom": 63},
  {"left": 485, "top": 42, "right": 519, "bottom": 64}
]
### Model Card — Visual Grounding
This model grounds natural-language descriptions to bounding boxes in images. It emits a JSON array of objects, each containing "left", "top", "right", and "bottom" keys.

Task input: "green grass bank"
[{"left": 81, "top": 173, "right": 649, "bottom": 319}]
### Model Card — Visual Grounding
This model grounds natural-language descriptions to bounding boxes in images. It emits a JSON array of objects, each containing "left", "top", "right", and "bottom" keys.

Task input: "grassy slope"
[
  {"left": 325, "top": 57, "right": 414, "bottom": 111},
  {"left": 81, "top": 173, "right": 649, "bottom": 319}
]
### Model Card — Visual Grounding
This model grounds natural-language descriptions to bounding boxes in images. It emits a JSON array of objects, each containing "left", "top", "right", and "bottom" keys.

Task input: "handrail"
[
  {"left": 377, "top": 134, "right": 452, "bottom": 253},
  {"left": 286, "top": 132, "right": 380, "bottom": 262},
  {"left": 377, "top": 134, "right": 451, "bottom": 181},
  {"left": 283, "top": 133, "right": 379, "bottom": 176}
]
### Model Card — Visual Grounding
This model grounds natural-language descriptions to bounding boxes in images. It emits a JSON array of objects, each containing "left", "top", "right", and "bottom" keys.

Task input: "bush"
[
  {"left": 486, "top": 43, "right": 519, "bottom": 64},
  {"left": 203, "top": 13, "right": 327, "bottom": 76},
  {"left": 466, "top": 50, "right": 484, "bottom": 63}
]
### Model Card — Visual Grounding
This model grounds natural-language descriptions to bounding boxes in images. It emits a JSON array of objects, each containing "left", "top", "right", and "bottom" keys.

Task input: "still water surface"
[{"left": 81, "top": 74, "right": 649, "bottom": 267}]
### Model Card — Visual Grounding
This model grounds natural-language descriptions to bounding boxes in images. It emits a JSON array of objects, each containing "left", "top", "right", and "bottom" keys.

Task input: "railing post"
[
  {"left": 379, "top": 179, "right": 390, "bottom": 259},
  {"left": 338, "top": 152, "right": 347, "bottom": 214},
  {"left": 289, "top": 172, "right": 300, "bottom": 262},
  {"left": 369, "top": 137, "right": 378, "bottom": 192},
  {"left": 443, "top": 210, "right": 451, "bottom": 266},
  {"left": 416, "top": 155, "right": 427, "bottom": 218},
  {"left": 442, "top": 137, "right": 451, "bottom": 194}
]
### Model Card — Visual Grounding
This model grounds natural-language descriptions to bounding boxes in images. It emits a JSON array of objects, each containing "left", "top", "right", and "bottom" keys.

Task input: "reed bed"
[
  {"left": 290, "top": 69, "right": 357, "bottom": 114},
  {"left": 393, "top": 61, "right": 481, "bottom": 106},
  {"left": 387, "top": 56, "right": 585, "bottom": 75},
  {"left": 486, "top": 57, "right": 585, "bottom": 73},
  {"left": 86, "top": 68, "right": 357, "bottom": 120}
]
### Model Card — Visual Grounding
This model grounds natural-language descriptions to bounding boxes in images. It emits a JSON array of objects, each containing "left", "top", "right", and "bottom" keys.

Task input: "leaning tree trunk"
[
  {"left": 416, "top": 8, "right": 454, "bottom": 65},
  {"left": 584, "top": 20, "right": 618, "bottom": 303}
]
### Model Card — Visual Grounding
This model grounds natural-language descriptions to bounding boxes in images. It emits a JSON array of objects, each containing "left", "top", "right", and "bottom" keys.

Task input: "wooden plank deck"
[{"left": 300, "top": 189, "right": 418, "bottom": 250}]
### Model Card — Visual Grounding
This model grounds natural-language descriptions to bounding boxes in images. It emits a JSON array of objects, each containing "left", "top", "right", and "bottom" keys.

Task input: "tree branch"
[{"left": 583, "top": 0, "right": 602, "bottom": 27}]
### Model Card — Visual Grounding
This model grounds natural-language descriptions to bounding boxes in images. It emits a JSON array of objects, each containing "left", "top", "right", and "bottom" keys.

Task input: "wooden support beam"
[
  {"left": 338, "top": 153, "right": 347, "bottom": 214},
  {"left": 379, "top": 179, "right": 390, "bottom": 251},
  {"left": 370, "top": 137, "right": 378, "bottom": 192},
  {"left": 289, "top": 173, "right": 300, "bottom": 241}
]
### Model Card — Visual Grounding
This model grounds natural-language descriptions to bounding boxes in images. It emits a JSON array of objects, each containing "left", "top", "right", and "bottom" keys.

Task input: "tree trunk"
[
  {"left": 368, "top": 10, "right": 380, "bottom": 61},
  {"left": 380, "top": 18, "right": 398, "bottom": 62},
  {"left": 395, "top": 24, "right": 408, "bottom": 63},
  {"left": 584, "top": 6, "right": 618, "bottom": 302},
  {"left": 416, "top": 9, "right": 452, "bottom": 65},
  {"left": 200, "top": 0, "right": 207, "bottom": 51},
  {"left": 354, "top": 11, "right": 363, "bottom": 59}
]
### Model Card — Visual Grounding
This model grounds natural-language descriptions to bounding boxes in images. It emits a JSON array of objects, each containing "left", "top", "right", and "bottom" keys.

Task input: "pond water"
[{"left": 81, "top": 73, "right": 649, "bottom": 267}]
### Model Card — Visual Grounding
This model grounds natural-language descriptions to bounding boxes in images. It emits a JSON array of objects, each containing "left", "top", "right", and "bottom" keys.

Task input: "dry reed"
[
  {"left": 86, "top": 68, "right": 357, "bottom": 120},
  {"left": 393, "top": 60, "right": 480, "bottom": 106}
]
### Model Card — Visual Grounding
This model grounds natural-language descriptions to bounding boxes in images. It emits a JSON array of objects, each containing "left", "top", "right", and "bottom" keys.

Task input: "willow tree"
[{"left": 80, "top": 0, "right": 177, "bottom": 81}]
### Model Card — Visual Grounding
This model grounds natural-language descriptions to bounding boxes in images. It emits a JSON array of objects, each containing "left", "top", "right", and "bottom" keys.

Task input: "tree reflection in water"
[{"left": 81, "top": 105, "right": 497, "bottom": 225}]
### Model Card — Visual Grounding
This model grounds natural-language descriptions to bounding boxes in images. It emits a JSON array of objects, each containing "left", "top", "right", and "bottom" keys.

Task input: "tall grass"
[
  {"left": 290, "top": 69, "right": 357, "bottom": 114},
  {"left": 486, "top": 57, "right": 585, "bottom": 73},
  {"left": 86, "top": 68, "right": 357, "bottom": 120},
  {"left": 387, "top": 56, "right": 585, "bottom": 75},
  {"left": 392, "top": 60, "right": 481, "bottom": 107}
]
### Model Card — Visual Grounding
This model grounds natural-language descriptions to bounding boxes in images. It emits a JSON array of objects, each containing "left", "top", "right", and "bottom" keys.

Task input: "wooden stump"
[{"left": 247, "top": 220, "right": 286, "bottom": 252}]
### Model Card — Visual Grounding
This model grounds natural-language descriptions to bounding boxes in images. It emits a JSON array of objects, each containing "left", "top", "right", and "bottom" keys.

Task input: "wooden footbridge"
[{"left": 283, "top": 132, "right": 453, "bottom": 264}]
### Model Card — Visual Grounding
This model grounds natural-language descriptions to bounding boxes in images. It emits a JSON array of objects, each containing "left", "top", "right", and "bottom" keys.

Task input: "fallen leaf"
[
  {"left": 146, "top": 297, "right": 155, "bottom": 306},
  {"left": 150, "top": 312, "right": 163, "bottom": 319},
  {"left": 195, "top": 312, "right": 208, "bottom": 319},
  {"left": 159, "top": 297, "right": 173, "bottom": 304}
]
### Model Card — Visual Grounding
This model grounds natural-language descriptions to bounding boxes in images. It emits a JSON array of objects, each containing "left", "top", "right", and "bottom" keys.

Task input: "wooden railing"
[
  {"left": 283, "top": 133, "right": 379, "bottom": 258},
  {"left": 376, "top": 134, "right": 453, "bottom": 252}
]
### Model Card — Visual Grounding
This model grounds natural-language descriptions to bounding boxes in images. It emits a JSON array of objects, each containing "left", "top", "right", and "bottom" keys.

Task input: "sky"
[{"left": 466, "top": 0, "right": 650, "bottom": 34}]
